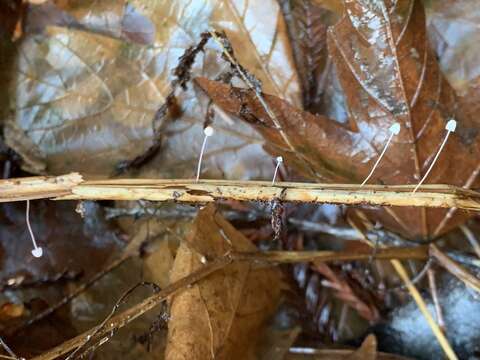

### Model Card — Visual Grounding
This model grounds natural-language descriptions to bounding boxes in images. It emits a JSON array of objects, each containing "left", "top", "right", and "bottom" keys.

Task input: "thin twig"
[
  {"left": 8, "top": 255, "right": 130, "bottom": 336},
  {"left": 430, "top": 244, "right": 480, "bottom": 293},
  {"left": 209, "top": 31, "right": 297, "bottom": 155},
  {"left": 0, "top": 337, "right": 21, "bottom": 360},
  {"left": 10, "top": 225, "right": 150, "bottom": 336},
  {"left": 32, "top": 257, "right": 232, "bottom": 360},
  {"left": 29, "top": 245, "right": 443, "bottom": 359},
  {"left": 229, "top": 247, "right": 428, "bottom": 263},
  {"left": 380, "top": 258, "right": 433, "bottom": 294},
  {"left": 65, "top": 282, "right": 160, "bottom": 360},
  {"left": 460, "top": 224, "right": 480, "bottom": 259},
  {"left": 428, "top": 268, "right": 446, "bottom": 333},
  {"left": 349, "top": 220, "right": 458, "bottom": 360},
  {"left": 390, "top": 260, "right": 457, "bottom": 360}
]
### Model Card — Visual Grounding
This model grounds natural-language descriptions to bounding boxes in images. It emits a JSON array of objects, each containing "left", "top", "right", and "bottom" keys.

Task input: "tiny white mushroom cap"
[
  {"left": 446, "top": 119, "right": 457, "bottom": 132},
  {"left": 389, "top": 123, "right": 401, "bottom": 135},
  {"left": 31, "top": 247, "right": 43, "bottom": 258},
  {"left": 276, "top": 156, "right": 283, "bottom": 163},
  {"left": 204, "top": 126, "right": 215, "bottom": 137}
]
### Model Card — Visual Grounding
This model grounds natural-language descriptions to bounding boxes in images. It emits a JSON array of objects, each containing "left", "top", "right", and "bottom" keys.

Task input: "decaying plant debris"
[{"left": 1, "top": 1, "right": 480, "bottom": 360}]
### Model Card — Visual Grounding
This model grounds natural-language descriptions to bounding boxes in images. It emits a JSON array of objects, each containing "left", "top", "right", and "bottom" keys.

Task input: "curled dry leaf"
[
  {"left": 5, "top": 0, "right": 300, "bottom": 180},
  {"left": 196, "top": 0, "right": 480, "bottom": 241},
  {"left": 166, "top": 204, "right": 282, "bottom": 360}
]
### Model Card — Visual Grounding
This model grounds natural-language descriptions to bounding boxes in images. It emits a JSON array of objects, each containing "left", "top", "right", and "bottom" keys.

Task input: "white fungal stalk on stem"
[
  {"left": 195, "top": 126, "right": 214, "bottom": 183},
  {"left": 272, "top": 156, "right": 283, "bottom": 185},
  {"left": 413, "top": 119, "right": 457, "bottom": 193},
  {"left": 361, "top": 123, "right": 400, "bottom": 186},
  {"left": 26, "top": 199, "right": 43, "bottom": 258}
]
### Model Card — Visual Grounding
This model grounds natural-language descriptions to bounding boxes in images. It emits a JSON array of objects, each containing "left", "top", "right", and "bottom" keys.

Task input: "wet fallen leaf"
[
  {"left": 426, "top": 0, "right": 480, "bottom": 134},
  {"left": 311, "top": 0, "right": 344, "bottom": 15},
  {"left": 165, "top": 204, "right": 282, "bottom": 360},
  {"left": 195, "top": 0, "right": 480, "bottom": 240},
  {"left": 5, "top": 0, "right": 300, "bottom": 180},
  {"left": 0, "top": 200, "right": 120, "bottom": 299},
  {"left": 426, "top": 0, "right": 480, "bottom": 94},
  {"left": 142, "top": 230, "right": 175, "bottom": 290},
  {"left": 280, "top": 0, "right": 336, "bottom": 112}
]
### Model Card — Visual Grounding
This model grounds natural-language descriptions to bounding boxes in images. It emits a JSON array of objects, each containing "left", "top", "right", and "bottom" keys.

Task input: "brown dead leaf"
[
  {"left": 195, "top": 0, "right": 480, "bottom": 240},
  {"left": 312, "top": 0, "right": 344, "bottom": 15},
  {"left": 280, "top": 0, "right": 336, "bottom": 111},
  {"left": 346, "top": 334, "right": 377, "bottom": 360},
  {"left": 143, "top": 234, "right": 175, "bottom": 290},
  {"left": 165, "top": 204, "right": 282, "bottom": 360},
  {"left": 426, "top": 0, "right": 480, "bottom": 135},
  {"left": 426, "top": 0, "right": 480, "bottom": 94},
  {"left": 6, "top": 0, "right": 300, "bottom": 180},
  {"left": 195, "top": 77, "right": 362, "bottom": 182},
  {"left": 0, "top": 201, "right": 120, "bottom": 295}
]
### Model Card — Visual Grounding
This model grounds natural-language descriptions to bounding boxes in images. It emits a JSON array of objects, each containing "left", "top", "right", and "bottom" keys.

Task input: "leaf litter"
[
  {"left": 1, "top": 1, "right": 480, "bottom": 360},
  {"left": 196, "top": 0, "right": 480, "bottom": 241}
]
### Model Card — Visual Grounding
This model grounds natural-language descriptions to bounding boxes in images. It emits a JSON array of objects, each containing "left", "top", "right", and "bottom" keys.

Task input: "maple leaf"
[{"left": 195, "top": 0, "right": 480, "bottom": 241}]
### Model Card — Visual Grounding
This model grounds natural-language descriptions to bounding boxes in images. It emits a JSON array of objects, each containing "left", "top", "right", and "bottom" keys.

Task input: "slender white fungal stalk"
[
  {"left": 413, "top": 119, "right": 457, "bottom": 193},
  {"left": 361, "top": 123, "right": 400, "bottom": 187},
  {"left": 272, "top": 156, "right": 283, "bottom": 185},
  {"left": 26, "top": 200, "right": 43, "bottom": 258},
  {"left": 195, "top": 126, "right": 214, "bottom": 183}
]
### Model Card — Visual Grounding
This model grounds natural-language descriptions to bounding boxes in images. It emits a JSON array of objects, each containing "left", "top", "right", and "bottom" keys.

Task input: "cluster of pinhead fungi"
[{"left": 25, "top": 119, "right": 457, "bottom": 259}]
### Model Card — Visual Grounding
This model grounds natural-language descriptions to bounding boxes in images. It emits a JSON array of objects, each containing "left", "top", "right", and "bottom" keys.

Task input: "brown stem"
[
  {"left": 428, "top": 268, "right": 446, "bottom": 333},
  {"left": 2, "top": 175, "right": 480, "bottom": 211},
  {"left": 8, "top": 255, "right": 130, "bottom": 336},
  {"left": 229, "top": 246, "right": 428, "bottom": 263},
  {"left": 32, "top": 257, "right": 232, "bottom": 360},
  {"left": 430, "top": 244, "right": 480, "bottom": 293},
  {"left": 31, "top": 245, "right": 433, "bottom": 360}
]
